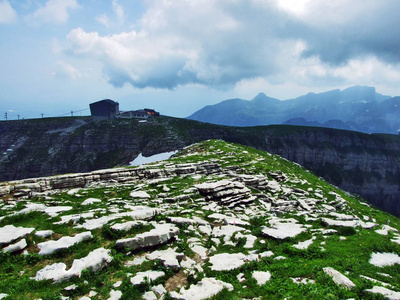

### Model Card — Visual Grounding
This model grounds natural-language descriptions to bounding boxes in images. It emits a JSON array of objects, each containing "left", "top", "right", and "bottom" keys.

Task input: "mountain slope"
[
  {"left": 1, "top": 116, "right": 400, "bottom": 217},
  {"left": 1, "top": 140, "right": 400, "bottom": 299},
  {"left": 187, "top": 86, "right": 398, "bottom": 133}
]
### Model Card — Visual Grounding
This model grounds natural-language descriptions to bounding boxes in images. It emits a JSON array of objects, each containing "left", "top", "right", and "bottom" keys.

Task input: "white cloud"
[
  {"left": 0, "top": 0, "right": 17, "bottom": 24},
  {"left": 64, "top": 0, "right": 400, "bottom": 95},
  {"left": 26, "top": 0, "right": 79, "bottom": 24}
]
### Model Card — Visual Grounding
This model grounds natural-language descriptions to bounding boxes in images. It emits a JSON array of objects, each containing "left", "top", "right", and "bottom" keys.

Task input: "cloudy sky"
[{"left": 1, "top": 0, "right": 400, "bottom": 120}]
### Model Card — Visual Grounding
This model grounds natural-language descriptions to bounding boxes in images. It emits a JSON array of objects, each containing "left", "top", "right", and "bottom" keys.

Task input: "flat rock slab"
[
  {"left": 82, "top": 198, "right": 102, "bottom": 205},
  {"left": 209, "top": 253, "right": 257, "bottom": 271},
  {"left": 34, "top": 248, "right": 113, "bottom": 282},
  {"left": 130, "top": 191, "right": 151, "bottom": 198},
  {"left": 323, "top": 267, "right": 355, "bottom": 290},
  {"left": 37, "top": 231, "right": 93, "bottom": 255},
  {"left": 167, "top": 216, "right": 208, "bottom": 226},
  {"left": 365, "top": 286, "right": 400, "bottom": 300},
  {"left": 146, "top": 248, "right": 184, "bottom": 269},
  {"left": 322, "top": 218, "right": 376, "bottom": 229},
  {"left": 76, "top": 206, "right": 160, "bottom": 230},
  {"left": 35, "top": 230, "right": 54, "bottom": 238},
  {"left": 369, "top": 252, "right": 400, "bottom": 267},
  {"left": 170, "top": 277, "right": 233, "bottom": 300},
  {"left": 212, "top": 225, "right": 245, "bottom": 242},
  {"left": 0, "top": 225, "right": 35, "bottom": 246},
  {"left": 208, "top": 213, "right": 249, "bottom": 226},
  {"left": 293, "top": 237, "right": 316, "bottom": 250},
  {"left": 130, "top": 271, "right": 165, "bottom": 285},
  {"left": 261, "top": 219, "right": 306, "bottom": 239},
  {"left": 3, "top": 238, "right": 27, "bottom": 253},
  {"left": 252, "top": 271, "right": 271, "bottom": 285},
  {"left": 115, "top": 223, "right": 179, "bottom": 250}
]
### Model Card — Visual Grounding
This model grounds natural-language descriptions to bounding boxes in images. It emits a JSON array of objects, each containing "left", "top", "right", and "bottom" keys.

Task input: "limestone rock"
[
  {"left": 0, "top": 225, "right": 34, "bottom": 246},
  {"left": 365, "top": 286, "right": 400, "bottom": 300},
  {"left": 170, "top": 277, "right": 233, "bottom": 300},
  {"left": 369, "top": 252, "right": 400, "bottom": 267},
  {"left": 146, "top": 248, "right": 184, "bottom": 269},
  {"left": 130, "top": 191, "right": 151, "bottom": 198},
  {"left": 34, "top": 248, "right": 113, "bottom": 282},
  {"left": 209, "top": 253, "right": 257, "bottom": 271},
  {"left": 252, "top": 271, "right": 271, "bottom": 285},
  {"left": 37, "top": 231, "right": 93, "bottom": 255},
  {"left": 130, "top": 271, "right": 165, "bottom": 285},
  {"left": 115, "top": 223, "right": 179, "bottom": 250},
  {"left": 3, "top": 238, "right": 27, "bottom": 253},
  {"left": 108, "top": 290, "right": 122, "bottom": 300},
  {"left": 261, "top": 218, "right": 306, "bottom": 239},
  {"left": 323, "top": 267, "right": 355, "bottom": 290},
  {"left": 35, "top": 230, "right": 54, "bottom": 238},
  {"left": 82, "top": 198, "right": 101, "bottom": 205},
  {"left": 195, "top": 180, "right": 255, "bottom": 207}
]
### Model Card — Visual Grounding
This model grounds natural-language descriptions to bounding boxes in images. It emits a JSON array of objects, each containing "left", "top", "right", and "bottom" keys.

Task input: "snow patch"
[{"left": 130, "top": 151, "right": 178, "bottom": 166}]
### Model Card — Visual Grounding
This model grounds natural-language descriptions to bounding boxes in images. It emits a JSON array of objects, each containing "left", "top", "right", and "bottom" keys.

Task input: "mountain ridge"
[
  {"left": 1, "top": 116, "right": 400, "bottom": 218},
  {"left": 187, "top": 86, "right": 398, "bottom": 133}
]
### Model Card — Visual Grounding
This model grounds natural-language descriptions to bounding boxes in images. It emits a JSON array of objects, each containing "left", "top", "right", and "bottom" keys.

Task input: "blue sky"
[{"left": 1, "top": 0, "right": 400, "bottom": 120}]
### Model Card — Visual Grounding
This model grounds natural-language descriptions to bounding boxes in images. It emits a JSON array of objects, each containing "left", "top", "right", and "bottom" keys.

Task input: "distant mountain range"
[{"left": 187, "top": 86, "right": 400, "bottom": 134}]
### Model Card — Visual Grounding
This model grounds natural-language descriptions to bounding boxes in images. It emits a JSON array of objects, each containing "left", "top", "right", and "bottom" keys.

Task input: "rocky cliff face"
[{"left": 1, "top": 117, "right": 400, "bottom": 217}]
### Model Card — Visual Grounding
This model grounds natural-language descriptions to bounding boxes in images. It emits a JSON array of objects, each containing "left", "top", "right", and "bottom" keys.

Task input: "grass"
[{"left": 0, "top": 140, "right": 400, "bottom": 299}]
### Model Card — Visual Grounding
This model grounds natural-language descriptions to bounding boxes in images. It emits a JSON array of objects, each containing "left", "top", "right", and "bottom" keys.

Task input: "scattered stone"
[
  {"left": 152, "top": 284, "right": 167, "bottom": 296},
  {"left": 34, "top": 248, "right": 113, "bottom": 282},
  {"left": 237, "top": 273, "right": 246, "bottom": 283},
  {"left": 125, "top": 256, "right": 147, "bottom": 267},
  {"left": 82, "top": 198, "right": 102, "bottom": 205},
  {"left": 3, "top": 238, "right": 27, "bottom": 253},
  {"left": 291, "top": 277, "right": 315, "bottom": 285},
  {"left": 35, "top": 230, "right": 54, "bottom": 238},
  {"left": 146, "top": 248, "right": 184, "bottom": 269},
  {"left": 252, "top": 271, "right": 271, "bottom": 285},
  {"left": 208, "top": 213, "right": 249, "bottom": 226},
  {"left": 167, "top": 216, "right": 208, "bottom": 226},
  {"left": 259, "top": 251, "right": 274, "bottom": 258},
  {"left": 170, "top": 277, "right": 233, "bottom": 300},
  {"left": 130, "top": 191, "right": 151, "bottom": 198},
  {"left": 111, "top": 221, "right": 144, "bottom": 232},
  {"left": 115, "top": 223, "right": 179, "bottom": 250},
  {"left": 143, "top": 291, "right": 157, "bottom": 300},
  {"left": 293, "top": 237, "right": 316, "bottom": 250},
  {"left": 130, "top": 271, "right": 165, "bottom": 285},
  {"left": 360, "top": 275, "right": 393, "bottom": 287},
  {"left": 369, "top": 252, "right": 400, "bottom": 267},
  {"left": 261, "top": 218, "right": 306, "bottom": 239},
  {"left": 195, "top": 180, "right": 255, "bottom": 207},
  {"left": 322, "top": 218, "right": 376, "bottom": 229},
  {"left": 323, "top": 267, "right": 355, "bottom": 290},
  {"left": 209, "top": 253, "right": 257, "bottom": 271},
  {"left": 365, "top": 286, "right": 400, "bottom": 300},
  {"left": 37, "top": 231, "right": 93, "bottom": 256},
  {"left": 0, "top": 225, "right": 34, "bottom": 246}
]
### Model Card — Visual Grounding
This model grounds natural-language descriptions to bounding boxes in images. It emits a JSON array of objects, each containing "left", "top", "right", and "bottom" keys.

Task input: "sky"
[{"left": 1, "top": 0, "right": 400, "bottom": 120}]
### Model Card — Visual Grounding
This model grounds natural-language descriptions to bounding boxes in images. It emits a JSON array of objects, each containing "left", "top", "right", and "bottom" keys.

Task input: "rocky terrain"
[
  {"left": 0, "top": 140, "right": 400, "bottom": 299},
  {"left": 1, "top": 116, "right": 400, "bottom": 218}
]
